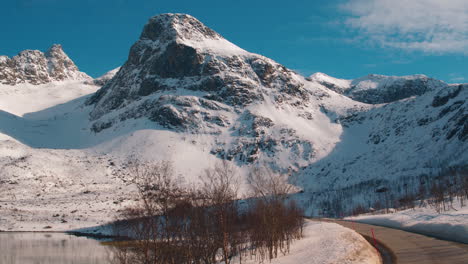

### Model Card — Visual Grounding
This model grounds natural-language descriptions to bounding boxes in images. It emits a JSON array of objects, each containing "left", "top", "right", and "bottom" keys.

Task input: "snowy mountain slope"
[
  {"left": 310, "top": 72, "right": 447, "bottom": 104},
  {"left": 0, "top": 138, "right": 136, "bottom": 231},
  {"left": 0, "top": 13, "right": 467, "bottom": 232},
  {"left": 0, "top": 80, "right": 128, "bottom": 231},
  {"left": 297, "top": 83, "right": 468, "bottom": 216},
  {"left": 0, "top": 81, "right": 98, "bottom": 116},
  {"left": 0, "top": 44, "right": 91, "bottom": 85}
]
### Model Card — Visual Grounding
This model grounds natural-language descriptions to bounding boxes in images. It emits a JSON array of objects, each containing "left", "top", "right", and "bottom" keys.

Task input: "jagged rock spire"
[{"left": 0, "top": 44, "right": 90, "bottom": 85}]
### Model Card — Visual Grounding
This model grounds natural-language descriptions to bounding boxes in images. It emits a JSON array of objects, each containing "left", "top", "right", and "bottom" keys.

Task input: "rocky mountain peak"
[
  {"left": 141, "top": 13, "right": 220, "bottom": 44},
  {"left": 0, "top": 44, "right": 90, "bottom": 85},
  {"left": 87, "top": 13, "right": 307, "bottom": 123},
  {"left": 46, "top": 44, "right": 65, "bottom": 56}
]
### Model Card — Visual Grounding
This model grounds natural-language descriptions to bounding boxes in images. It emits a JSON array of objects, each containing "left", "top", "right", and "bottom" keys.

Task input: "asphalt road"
[{"left": 329, "top": 220, "right": 468, "bottom": 264}]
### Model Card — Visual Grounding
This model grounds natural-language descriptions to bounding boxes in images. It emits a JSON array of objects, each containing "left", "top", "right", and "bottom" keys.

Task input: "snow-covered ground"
[
  {"left": 236, "top": 221, "right": 380, "bottom": 264},
  {"left": 0, "top": 81, "right": 133, "bottom": 231},
  {"left": 348, "top": 200, "right": 468, "bottom": 244}
]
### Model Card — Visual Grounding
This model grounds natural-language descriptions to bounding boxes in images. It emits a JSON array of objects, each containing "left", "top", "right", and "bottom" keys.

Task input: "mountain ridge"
[
  {"left": 309, "top": 72, "right": 448, "bottom": 104},
  {"left": 0, "top": 44, "right": 91, "bottom": 85}
]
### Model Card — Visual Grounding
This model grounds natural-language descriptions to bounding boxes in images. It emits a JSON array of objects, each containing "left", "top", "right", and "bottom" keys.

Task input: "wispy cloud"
[
  {"left": 341, "top": 0, "right": 468, "bottom": 54},
  {"left": 448, "top": 73, "right": 466, "bottom": 83}
]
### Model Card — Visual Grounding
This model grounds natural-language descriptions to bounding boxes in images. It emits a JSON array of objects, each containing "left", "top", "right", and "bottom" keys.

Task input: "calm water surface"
[{"left": 0, "top": 232, "right": 113, "bottom": 264}]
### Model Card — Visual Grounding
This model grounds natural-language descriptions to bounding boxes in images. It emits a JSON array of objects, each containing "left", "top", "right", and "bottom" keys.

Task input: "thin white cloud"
[
  {"left": 342, "top": 0, "right": 468, "bottom": 54},
  {"left": 449, "top": 73, "right": 466, "bottom": 83}
]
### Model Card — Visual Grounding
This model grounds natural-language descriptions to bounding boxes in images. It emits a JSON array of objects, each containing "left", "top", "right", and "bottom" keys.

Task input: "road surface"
[{"left": 329, "top": 219, "right": 468, "bottom": 264}]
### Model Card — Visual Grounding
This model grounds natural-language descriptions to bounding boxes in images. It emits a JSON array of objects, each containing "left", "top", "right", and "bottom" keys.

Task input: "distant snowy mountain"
[
  {"left": 310, "top": 72, "right": 447, "bottom": 104},
  {"left": 0, "top": 13, "right": 466, "bottom": 231},
  {"left": 0, "top": 44, "right": 91, "bottom": 85},
  {"left": 91, "top": 67, "right": 121, "bottom": 86},
  {"left": 309, "top": 72, "right": 352, "bottom": 94}
]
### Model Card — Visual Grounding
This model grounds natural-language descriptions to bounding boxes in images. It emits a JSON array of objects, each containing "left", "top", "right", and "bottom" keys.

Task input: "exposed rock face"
[
  {"left": 87, "top": 14, "right": 306, "bottom": 121},
  {"left": 310, "top": 72, "right": 447, "bottom": 104},
  {"left": 0, "top": 44, "right": 91, "bottom": 85}
]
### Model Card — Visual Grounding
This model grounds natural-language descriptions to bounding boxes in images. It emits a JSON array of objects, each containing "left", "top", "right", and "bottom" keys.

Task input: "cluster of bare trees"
[
  {"left": 425, "top": 165, "right": 468, "bottom": 213},
  {"left": 109, "top": 161, "right": 304, "bottom": 264},
  {"left": 244, "top": 168, "right": 304, "bottom": 262},
  {"left": 345, "top": 165, "right": 468, "bottom": 217}
]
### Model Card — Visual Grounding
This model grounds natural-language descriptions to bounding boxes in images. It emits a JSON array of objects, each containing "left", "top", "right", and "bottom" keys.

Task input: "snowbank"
[
  {"left": 349, "top": 200, "right": 468, "bottom": 244},
  {"left": 236, "top": 221, "right": 380, "bottom": 264}
]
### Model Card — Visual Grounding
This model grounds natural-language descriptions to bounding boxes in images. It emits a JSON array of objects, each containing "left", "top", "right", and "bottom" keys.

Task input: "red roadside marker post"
[{"left": 371, "top": 228, "right": 378, "bottom": 248}]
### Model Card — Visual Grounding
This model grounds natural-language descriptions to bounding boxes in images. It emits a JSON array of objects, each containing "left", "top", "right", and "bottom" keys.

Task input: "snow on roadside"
[
  {"left": 348, "top": 200, "right": 468, "bottom": 244},
  {"left": 237, "top": 221, "right": 380, "bottom": 264}
]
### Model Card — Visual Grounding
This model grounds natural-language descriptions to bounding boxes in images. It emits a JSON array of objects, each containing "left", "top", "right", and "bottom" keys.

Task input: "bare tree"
[
  {"left": 200, "top": 160, "right": 241, "bottom": 264},
  {"left": 247, "top": 166, "right": 294, "bottom": 201}
]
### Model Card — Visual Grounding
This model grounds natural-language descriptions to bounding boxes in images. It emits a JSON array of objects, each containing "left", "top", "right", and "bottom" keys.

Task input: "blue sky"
[{"left": 2, "top": 0, "right": 467, "bottom": 83}]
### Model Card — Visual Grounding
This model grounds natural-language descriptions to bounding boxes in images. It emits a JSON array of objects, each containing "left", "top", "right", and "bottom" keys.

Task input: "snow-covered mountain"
[
  {"left": 0, "top": 44, "right": 91, "bottom": 85},
  {"left": 91, "top": 67, "right": 121, "bottom": 86},
  {"left": 298, "top": 82, "right": 467, "bottom": 216},
  {"left": 0, "top": 13, "right": 466, "bottom": 231},
  {"left": 85, "top": 13, "right": 362, "bottom": 169},
  {"left": 309, "top": 72, "right": 447, "bottom": 104}
]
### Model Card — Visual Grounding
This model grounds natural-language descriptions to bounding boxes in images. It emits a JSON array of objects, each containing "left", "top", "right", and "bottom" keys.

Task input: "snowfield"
[
  {"left": 348, "top": 200, "right": 468, "bottom": 244},
  {"left": 0, "top": 81, "right": 133, "bottom": 231},
  {"left": 0, "top": 81, "right": 98, "bottom": 116}
]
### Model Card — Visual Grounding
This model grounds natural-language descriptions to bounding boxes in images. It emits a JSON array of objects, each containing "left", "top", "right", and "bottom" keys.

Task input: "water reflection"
[{"left": 0, "top": 232, "right": 112, "bottom": 264}]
